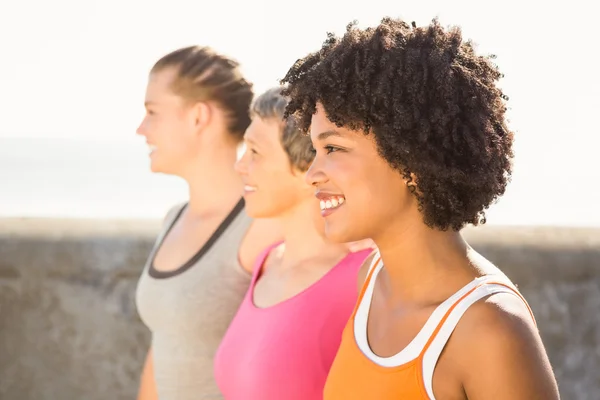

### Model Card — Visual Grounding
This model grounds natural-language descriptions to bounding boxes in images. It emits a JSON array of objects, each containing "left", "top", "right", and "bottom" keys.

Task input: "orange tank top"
[{"left": 323, "top": 254, "right": 536, "bottom": 400}]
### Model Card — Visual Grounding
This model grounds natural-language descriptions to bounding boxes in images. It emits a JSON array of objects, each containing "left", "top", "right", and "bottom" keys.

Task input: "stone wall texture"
[{"left": 0, "top": 218, "right": 598, "bottom": 400}]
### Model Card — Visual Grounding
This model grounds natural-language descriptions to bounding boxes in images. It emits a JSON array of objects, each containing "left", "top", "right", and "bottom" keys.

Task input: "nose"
[
  {"left": 136, "top": 114, "right": 148, "bottom": 137},
  {"left": 135, "top": 120, "right": 144, "bottom": 137},
  {"left": 305, "top": 156, "right": 328, "bottom": 187}
]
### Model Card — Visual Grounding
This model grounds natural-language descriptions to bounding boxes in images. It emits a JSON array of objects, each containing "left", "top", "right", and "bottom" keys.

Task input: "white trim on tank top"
[
  {"left": 353, "top": 256, "right": 506, "bottom": 368},
  {"left": 421, "top": 283, "right": 523, "bottom": 399}
]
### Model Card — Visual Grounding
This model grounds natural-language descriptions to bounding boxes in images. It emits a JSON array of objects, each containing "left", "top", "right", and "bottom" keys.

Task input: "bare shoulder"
[
  {"left": 450, "top": 292, "right": 560, "bottom": 399},
  {"left": 238, "top": 218, "right": 283, "bottom": 273}
]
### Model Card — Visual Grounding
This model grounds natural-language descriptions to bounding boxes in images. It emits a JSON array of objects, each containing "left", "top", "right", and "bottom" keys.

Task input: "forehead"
[
  {"left": 310, "top": 103, "right": 361, "bottom": 142},
  {"left": 310, "top": 104, "right": 337, "bottom": 139},
  {"left": 146, "top": 68, "right": 179, "bottom": 98},
  {"left": 245, "top": 117, "right": 282, "bottom": 148}
]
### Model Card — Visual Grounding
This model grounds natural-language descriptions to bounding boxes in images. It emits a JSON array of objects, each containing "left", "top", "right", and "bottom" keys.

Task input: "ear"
[
  {"left": 190, "top": 101, "right": 211, "bottom": 135},
  {"left": 405, "top": 172, "right": 419, "bottom": 194},
  {"left": 290, "top": 164, "right": 306, "bottom": 179}
]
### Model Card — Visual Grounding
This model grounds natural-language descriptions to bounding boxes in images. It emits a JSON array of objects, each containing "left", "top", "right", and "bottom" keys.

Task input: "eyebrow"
[
  {"left": 144, "top": 101, "right": 156, "bottom": 107},
  {"left": 244, "top": 136, "right": 260, "bottom": 147},
  {"left": 316, "top": 130, "right": 343, "bottom": 141}
]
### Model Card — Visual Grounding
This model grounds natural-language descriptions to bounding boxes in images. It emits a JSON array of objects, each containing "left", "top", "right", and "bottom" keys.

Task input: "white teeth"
[
  {"left": 319, "top": 196, "right": 346, "bottom": 211},
  {"left": 244, "top": 185, "right": 257, "bottom": 192},
  {"left": 148, "top": 145, "right": 157, "bottom": 154}
]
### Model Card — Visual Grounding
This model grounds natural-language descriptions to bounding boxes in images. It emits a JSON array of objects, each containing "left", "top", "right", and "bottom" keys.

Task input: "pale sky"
[{"left": 1, "top": 0, "right": 599, "bottom": 225}]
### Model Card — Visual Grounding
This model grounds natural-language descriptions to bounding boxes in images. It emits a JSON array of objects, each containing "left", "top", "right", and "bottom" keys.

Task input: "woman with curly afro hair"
[{"left": 280, "top": 17, "right": 559, "bottom": 400}]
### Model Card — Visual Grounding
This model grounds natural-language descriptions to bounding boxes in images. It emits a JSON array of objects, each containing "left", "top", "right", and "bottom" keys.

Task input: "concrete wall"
[{"left": 0, "top": 219, "right": 598, "bottom": 400}]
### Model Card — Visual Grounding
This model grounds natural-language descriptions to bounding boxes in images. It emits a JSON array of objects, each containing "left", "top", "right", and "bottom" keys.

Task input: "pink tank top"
[{"left": 214, "top": 243, "right": 372, "bottom": 400}]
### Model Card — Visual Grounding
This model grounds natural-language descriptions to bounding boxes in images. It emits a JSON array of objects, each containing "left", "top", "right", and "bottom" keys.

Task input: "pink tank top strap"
[{"left": 249, "top": 241, "right": 284, "bottom": 286}]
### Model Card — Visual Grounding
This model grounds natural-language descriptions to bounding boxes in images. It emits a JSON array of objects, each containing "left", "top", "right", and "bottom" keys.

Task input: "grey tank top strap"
[
  {"left": 135, "top": 198, "right": 253, "bottom": 400},
  {"left": 143, "top": 202, "right": 187, "bottom": 270}
]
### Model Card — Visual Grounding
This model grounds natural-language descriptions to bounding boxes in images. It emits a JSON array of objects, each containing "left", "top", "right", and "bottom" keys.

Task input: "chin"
[
  {"left": 323, "top": 222, "right": 359, "bottom": 244},
  {"left": 149, "top": 158, "right": 167, "bottom": 174},
  {"left": 150, "top": 165, "right": 175, "bottom": 176},
  {"left": 244, "top": 201, "right": 275, "bottom": 219},
  {"left": 149, "top": 159, "right": 182, "bottom": 177},
  {"left": 149, "top": 163, "right": 162, "bottom": 173}
]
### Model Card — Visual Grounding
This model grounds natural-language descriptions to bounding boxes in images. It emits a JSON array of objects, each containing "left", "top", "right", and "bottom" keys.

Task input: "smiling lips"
[
  {"left": 242, "top": 184, "right": 344, "bottom": 215},
  {"left": 243, "top": 185, "right": 257, "bottom": 194},
  {"left": 317, "top": 193, "right": 346, "bottom": 217}
]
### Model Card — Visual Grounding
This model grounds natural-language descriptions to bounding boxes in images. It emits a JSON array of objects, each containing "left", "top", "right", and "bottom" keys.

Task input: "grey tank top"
[{"left": 136, "top": 198, "right": 253, "bottom": 400}]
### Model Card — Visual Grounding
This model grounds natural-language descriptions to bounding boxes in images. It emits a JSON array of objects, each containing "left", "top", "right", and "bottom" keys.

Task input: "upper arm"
[
  {"left": 455, "top": 293, "right": 559, "bottom": 400},
  {"left": 137, "top": 348, "right": 158, "bottom": 400},
  {"left": 238, "top": 218, "right": 283, "bottom": 273}
]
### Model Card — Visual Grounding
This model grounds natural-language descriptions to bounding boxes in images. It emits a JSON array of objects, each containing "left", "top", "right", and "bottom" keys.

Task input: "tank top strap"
[
  {"left": 420, "top": 278, "right": 535, "bottom": 400},
  {"left": 143, "top": 203, "right": 187, "bottom": 270},
  {"left": 249, "top": 241, "right": 284, "bottom": 287},
  {"left": 356, "top": 250, "right": 382, "bottom": 305},
  {"left": 159, "top": 202, "right": 187, "bottom": 240},
  {"left": 162, "top": 202, "right": 188, "bottom": 228}
]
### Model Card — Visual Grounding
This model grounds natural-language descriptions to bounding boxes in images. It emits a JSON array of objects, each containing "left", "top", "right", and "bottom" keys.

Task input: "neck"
[
  {"left": 373, "top": 216, "right": 474, "bottom": 302},
  {"left": 278, "top": 199, "right": 347, "bottom": 267},
  {"left": 182, "top": 139, "right": 242, "bottom": 217}
]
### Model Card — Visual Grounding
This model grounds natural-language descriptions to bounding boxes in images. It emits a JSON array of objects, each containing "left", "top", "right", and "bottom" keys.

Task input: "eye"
[
  {"left": 146, "top": 109, "right": 156, "bottom": 116},
  {"left": 324, "top": 145, "right": 341, "bottom": 154}
]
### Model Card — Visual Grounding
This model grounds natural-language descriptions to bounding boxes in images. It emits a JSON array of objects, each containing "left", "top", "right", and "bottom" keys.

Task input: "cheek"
[
  {"left": 269, "top": 170, "right": 297, "bottom": 196},
  {"left": 311, "top": 201, "right": 326, "bottom": 235},
  {"left": 268, "top": 170, "right": 305, "bottom": 206},
  {"left": 250, "top": 163, "right": 283, "bottom": 198},
  {"left": 144, "top": 115, "right": 167, "bottom": 139},
  {"left": 343, "top": 164, "right": 405, "bottom": 218},
  {"left": 246, "top": 159, "right": 265, "bottom": 183},
  {"left": 249, "top": 169, "right": 302, "bottom": 217},
  {"left": 334, "top": 163, "right": 368, "bottom": 199},
  {"left": 168, "top": 120, "right": 197, "bottom": 150},
  {"left": 369, "top": 174, "right": 410, "bottom": 219}
]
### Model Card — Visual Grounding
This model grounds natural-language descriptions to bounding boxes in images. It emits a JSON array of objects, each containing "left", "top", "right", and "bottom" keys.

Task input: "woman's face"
[
  {"left": 235, "top": 117, "right": 313, "bottom": 219},
  {"left": 306, "top": 103, "right": 417, "bottom": 244},
  {"left": 136, "top": 68, "right": 202, "bottom": 176}
]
